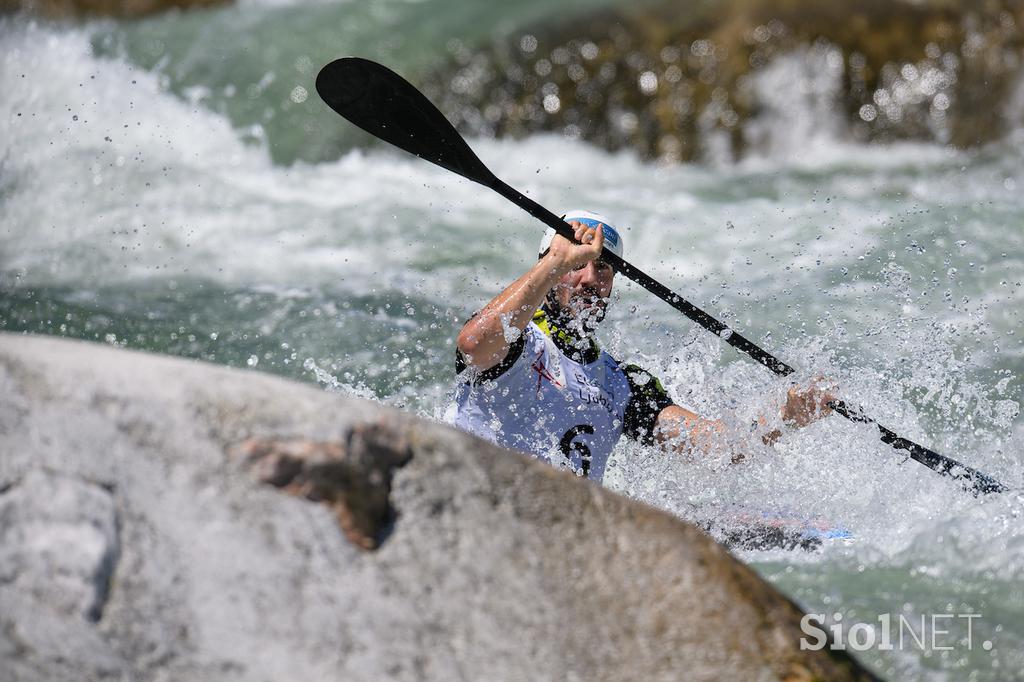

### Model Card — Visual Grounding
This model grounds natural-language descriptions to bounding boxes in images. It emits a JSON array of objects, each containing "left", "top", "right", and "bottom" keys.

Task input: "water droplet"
[{"left": 638, "top": 71, "right": 658, "bottom": 95}]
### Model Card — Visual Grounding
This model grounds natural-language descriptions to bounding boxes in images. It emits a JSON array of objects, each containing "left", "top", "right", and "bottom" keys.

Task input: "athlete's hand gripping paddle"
[{"left": 315, "top": 57, "right": 1008, "bottom": 497}]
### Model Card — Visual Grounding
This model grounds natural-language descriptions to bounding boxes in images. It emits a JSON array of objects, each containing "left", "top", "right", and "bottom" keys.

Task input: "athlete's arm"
[
  {"left": 653, "top": 381, "right": 835, "bottom": 460},
  {"left": 457, "top": 222, "right": 604, "bottom": 372},
  {"left": 652, "top": 406, "right": 738, "bottom": 459}
]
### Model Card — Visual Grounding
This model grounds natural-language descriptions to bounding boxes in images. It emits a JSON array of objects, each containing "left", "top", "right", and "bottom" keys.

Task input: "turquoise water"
[{"left": 2, "top": 3, "right": 1024, "bottom": 678}]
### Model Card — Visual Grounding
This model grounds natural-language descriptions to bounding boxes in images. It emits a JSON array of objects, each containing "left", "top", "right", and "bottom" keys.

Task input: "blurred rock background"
[{"left": 421, "top": 0, "right": 1024, "bottom": 163}]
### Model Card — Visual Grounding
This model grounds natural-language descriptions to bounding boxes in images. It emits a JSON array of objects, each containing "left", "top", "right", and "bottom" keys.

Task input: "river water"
[{"left": 2, "top": 2, "right": 1023, "bottom": 678}]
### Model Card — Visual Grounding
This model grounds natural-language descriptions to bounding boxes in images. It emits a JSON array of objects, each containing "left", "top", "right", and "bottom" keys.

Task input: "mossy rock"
[{"left": 422, "top": 0, "right": 1024, "bottom": 162}]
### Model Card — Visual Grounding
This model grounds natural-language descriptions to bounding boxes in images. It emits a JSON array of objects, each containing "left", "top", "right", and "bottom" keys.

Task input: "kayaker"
[{"left": 453, "top": 210, "right": 834, "bottom": 481}]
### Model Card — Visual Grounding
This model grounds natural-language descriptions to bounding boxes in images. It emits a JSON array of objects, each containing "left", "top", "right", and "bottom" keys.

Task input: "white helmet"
[{"left": 539, "top": 209, "right": 624, "bottom": 260}]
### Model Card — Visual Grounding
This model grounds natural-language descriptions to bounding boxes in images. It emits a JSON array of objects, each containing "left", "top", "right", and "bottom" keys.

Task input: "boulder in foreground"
[{"left": 0, "top": 333, "right": 876, "bottom": 681}]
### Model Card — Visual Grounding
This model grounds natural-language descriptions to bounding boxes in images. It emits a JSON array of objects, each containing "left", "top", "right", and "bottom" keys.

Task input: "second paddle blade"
[{"left": 316, "top": 57, "right": 495, "bottom": 185}]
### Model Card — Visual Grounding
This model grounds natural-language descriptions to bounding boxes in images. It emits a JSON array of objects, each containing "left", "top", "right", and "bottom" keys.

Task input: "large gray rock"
[{"left": 0, "top": 333, "right": 875, "bottom": 681}]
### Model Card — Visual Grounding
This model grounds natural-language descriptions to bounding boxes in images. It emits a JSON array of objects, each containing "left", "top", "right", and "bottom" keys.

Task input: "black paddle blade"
[{"left": 316, "top": 57, "right": 496, "bottom": 186}]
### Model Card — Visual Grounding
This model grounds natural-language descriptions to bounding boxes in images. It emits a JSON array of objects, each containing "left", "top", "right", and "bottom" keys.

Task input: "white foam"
[{"left": 742, "top": 43, "right": 847, "bottom": 163}]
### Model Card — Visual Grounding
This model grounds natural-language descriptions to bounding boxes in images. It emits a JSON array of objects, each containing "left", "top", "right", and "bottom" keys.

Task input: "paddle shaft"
[{"left": 490, "top": 178, "right": 1008, "bottom": 496}]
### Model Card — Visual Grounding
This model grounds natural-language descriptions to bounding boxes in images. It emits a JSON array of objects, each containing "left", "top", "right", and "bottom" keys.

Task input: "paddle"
[{"left": 315, "top": 57, "right": 1008, "bottom": 497}]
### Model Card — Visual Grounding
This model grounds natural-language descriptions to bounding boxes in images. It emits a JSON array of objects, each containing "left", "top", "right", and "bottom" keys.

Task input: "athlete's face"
[{"left": 554, "top": 258, "right": 615, "bottom": 329}]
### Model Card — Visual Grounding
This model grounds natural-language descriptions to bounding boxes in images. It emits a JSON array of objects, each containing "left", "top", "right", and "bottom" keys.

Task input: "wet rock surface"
[
  {"left": 422, "top": 0, "right": 1024, "bottom": 162},
  {"left": 0, "top": 469, "right": 120, "bottom": 623},
  {"left": 0, "top": 333, "right": 877, "bottom": 681},
  {"left": 229, "top": 425, "right": 414, "bottom": 550},
  {"left": 0, "top": 470, "right": 122, "bottom": 680}
]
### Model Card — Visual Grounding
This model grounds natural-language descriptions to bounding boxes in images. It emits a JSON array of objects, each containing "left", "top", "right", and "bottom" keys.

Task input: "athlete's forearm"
[
  {"left": 458, "top": 222, "right": 605, "bottom": 371},
  {"left": 654, "top": 384, "right": 831, "bottom": 461},
  {"left": 654, "top": 405, "right": 737, "bottom": 460},
  {"left": 456, "top": 253, "right": 569, "bottom": 371}
]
